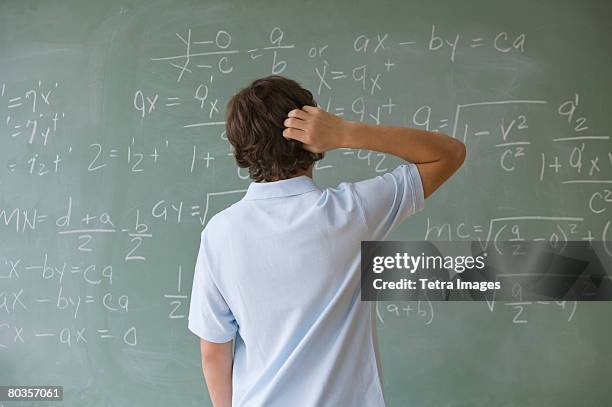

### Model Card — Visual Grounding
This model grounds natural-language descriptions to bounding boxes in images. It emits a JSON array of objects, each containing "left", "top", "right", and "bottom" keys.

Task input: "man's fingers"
[
  {"left": 282, "top": 127, "right": 306, "bottom": 142},
  {"left": 287, "top": 108, "right": 308, "bottom": 120},
  {"left": 283, "top": 117, "right": 306, "bottom": 130},
  {"left": 302, "top": 105, "right": 318, "bottom": 113}
]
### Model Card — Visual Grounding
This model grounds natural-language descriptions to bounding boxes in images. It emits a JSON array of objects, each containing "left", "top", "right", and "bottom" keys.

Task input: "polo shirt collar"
[{"left": 243, "top": 175, "right": 320, "bottom": 200}]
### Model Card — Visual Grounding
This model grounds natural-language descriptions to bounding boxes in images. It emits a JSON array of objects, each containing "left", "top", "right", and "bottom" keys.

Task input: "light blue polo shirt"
[{"left": 188, "top": 163, "right": 425, "bottom": 406}]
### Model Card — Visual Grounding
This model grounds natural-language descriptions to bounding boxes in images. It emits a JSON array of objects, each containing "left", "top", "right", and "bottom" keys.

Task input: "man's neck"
[{"left": 264, "top": 167, "right": 313, "bottom": 182}]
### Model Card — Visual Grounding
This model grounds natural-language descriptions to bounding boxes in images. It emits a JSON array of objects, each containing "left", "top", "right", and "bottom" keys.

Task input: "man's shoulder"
[
  {"left": 202, "top": 206, "right": 233, "bottom": 237},
  {"left": 201, "top": 197, "right": 250, "bottom": 239}
]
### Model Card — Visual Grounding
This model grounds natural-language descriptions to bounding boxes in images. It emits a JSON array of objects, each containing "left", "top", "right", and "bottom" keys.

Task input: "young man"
[{"left": 188, "top": 75, "right": 465, "bottom": 406}]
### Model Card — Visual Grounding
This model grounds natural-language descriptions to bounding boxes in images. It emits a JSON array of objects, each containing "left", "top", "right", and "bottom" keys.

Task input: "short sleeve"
[
  {"left": 188, "top": 231, "right": 237, "bottom": 343},
  {"left": 352, "top": 163, "right": 425, "bottom": 240}
]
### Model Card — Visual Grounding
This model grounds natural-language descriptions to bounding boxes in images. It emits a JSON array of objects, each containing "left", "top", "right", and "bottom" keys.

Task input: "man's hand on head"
[
  {"left": 282, "top": 106, "right": 352, "bottom": 153},
  {"left": 283, "top": 104, "right": 465, "bottom": 199}
]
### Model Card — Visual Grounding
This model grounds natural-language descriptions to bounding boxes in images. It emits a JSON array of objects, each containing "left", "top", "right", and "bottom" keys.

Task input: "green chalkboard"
[{"left": 1, "top": 0, "right": 611, "bottom": 405}]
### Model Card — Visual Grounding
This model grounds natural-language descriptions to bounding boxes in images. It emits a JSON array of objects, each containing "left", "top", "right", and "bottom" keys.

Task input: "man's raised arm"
[{"left": 283, "top": 105, "right": 466, "bottom": 198}]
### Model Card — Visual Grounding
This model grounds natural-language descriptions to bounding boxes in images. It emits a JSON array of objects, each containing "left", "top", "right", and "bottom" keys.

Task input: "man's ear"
[{"left": 306, "top": 164, "right": 314, "bottom": 177}]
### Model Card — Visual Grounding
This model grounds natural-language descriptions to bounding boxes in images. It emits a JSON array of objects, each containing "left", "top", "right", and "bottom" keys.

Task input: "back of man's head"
[{"left": 226, "top": 75, "right": 324, "bottom": 182}]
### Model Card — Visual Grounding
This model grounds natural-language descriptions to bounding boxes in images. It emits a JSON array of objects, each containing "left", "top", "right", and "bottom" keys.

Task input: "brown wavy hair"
[{"left": 225, "top": 75, "right": 324, "bottom": 182}]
